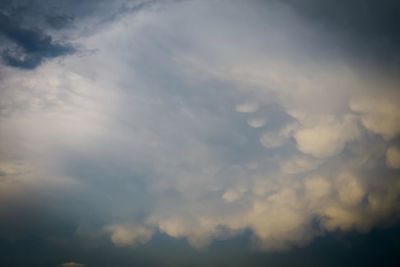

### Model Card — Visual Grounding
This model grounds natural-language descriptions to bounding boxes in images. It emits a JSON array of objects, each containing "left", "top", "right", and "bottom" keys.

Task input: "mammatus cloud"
[
  {"left": 293, "top": 115, "right": 360, "bottom": 158},
  {"left": 247, "top": 117, "right": 267, "bottom": 128},
  {"left": 350, "top": 92, "right": 400, "bottom": 141},
  {"left": 0, "top": 0, "right": 400, "bottom": 254}
]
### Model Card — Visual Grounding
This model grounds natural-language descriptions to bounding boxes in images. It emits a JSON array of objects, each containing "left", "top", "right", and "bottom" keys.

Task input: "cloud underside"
[{"left": 0, "top": 0, "right": 400, "bottom": 252}]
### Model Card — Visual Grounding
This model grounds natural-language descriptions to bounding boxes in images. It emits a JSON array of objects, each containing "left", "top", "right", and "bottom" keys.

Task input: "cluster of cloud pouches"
[{"left": 1, "top": 0, "right": 400, "bottom": 252}]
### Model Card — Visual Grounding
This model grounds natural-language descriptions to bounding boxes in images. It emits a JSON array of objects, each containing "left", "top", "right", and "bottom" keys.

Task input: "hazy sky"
[{"left": 1, "top": 1, "right": 400, "bottom": 266}]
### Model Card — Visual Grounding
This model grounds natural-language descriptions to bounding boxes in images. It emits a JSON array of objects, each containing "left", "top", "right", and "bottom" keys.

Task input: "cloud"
[
  {"left": 303, "top": 176, "right": 331, "bottom": 200},
  {"left": 335, "top": 173, "right": 365, "bottom": 206},
  {"left": 259, "top": 131, "right": 287, "bottom": 149},
  {"left": 0, "top": 0, "right": 399, "bottom": 256},
  {"left": 280, "top": 154, "right": 321, "bottom": 174},
  {"left": 350, "top": 92, "right": 400, "bottom": 140},
  {"left": 235, "top": 102, "right": 259, "bottom": 113},
  {"left": 247, "top": 117, "right": 267, "bottom": 128},
  {"left": 293, "top": 115, "right": 360, "bottom": 158},
  {"left": 386, "top": 146, "right": 400, "bottom": 169},
  {"left": 223, "top": 186, "right": 247, "bottom": 202},
  {"left": 0, "top": 13, "right": 74, "bottom": 69},
  {"left": 106, "top": 224, "right": 154, "bottom": 247},
  {"left": 282, "top": 0, "right": 400, "bottom": 67}
]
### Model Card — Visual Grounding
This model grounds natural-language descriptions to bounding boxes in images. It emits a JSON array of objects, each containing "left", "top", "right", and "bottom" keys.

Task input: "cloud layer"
[{"left": 0, "top": 0, "right": 400, "bottom": 254}]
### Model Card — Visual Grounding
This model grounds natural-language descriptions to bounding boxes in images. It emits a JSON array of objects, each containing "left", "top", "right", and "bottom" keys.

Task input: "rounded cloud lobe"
[
  {"left": 0, "top": 0, "right": 400, "bottom": 252},
  {"left": 386, "top": 146, "right": 400, "bottom": 169}
]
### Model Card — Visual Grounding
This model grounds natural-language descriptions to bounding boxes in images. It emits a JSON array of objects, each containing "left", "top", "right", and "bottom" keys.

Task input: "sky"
[{"left": 0, "top": 0, "right": 400, "bottom": 266}]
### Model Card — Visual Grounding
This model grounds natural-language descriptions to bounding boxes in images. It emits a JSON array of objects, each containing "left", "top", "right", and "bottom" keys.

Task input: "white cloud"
[
  {"left": 235, "top": 102, "right": 259, "bottom": 113},
  {"left": 106, "top": 224, "right": 154, "bottom": 247},
  {"left": 247, "top": 117, "right": 267, "bottom": 128},
  {"left": 293, "top": 115, "right": 360, "bottom": 158},
  {"left": 350, "top": 92, "right": 400, "bottom": 140},
  {"left": 304, "top": 176, "right": 331, "bottom": 201},
  {"left": 223, "top": 186, "right": 247, "bottom": 202},
  {"left": 320, "top": 205, "right": 361, "bottom": 231},
  {"left": 335, "top": 173, "right": 365, "bottom": 206}
]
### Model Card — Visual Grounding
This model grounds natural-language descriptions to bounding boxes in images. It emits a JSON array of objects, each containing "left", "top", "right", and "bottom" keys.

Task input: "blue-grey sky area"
[{"left": 0, "top": 1, "right": 400, "bottom": 266}]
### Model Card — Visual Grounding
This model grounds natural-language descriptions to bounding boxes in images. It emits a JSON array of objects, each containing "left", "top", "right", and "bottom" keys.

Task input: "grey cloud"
[
  {"left": 281, "top": 0, "right": 400, "bottom": 68},
  {"left": 45, "top": 15, "right": 74, "bottom": 30},
  {"left": 0, "top": 13, "right": 74, "bottom": 68},
  {"left": 283, "top": 0, "right": 400, "bottom": 40},
  {"left": 0, "top": 0, "right": 160, "bottom": 69}
]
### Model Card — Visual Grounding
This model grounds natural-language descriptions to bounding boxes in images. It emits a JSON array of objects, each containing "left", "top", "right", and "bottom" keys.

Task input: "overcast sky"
[{"left": 1, "top": 1, "right": 400, "bottom": 266}]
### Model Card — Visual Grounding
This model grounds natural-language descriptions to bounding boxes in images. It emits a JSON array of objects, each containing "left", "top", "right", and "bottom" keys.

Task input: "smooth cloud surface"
[{"left": 0, "top": 0, "right": 400, "bottom": 252}]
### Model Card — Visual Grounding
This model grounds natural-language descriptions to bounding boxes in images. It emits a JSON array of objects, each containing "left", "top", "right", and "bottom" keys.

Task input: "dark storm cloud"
[
  {"left": 0, "top": 0, "right": 166, "bottom": 32},
  {"left": 282, "top": 0, "right": 400, "bottom": 67},
  {"left": 0, "top": 13, "right": 74, "bottom": 69},
  {"left": 283, "top": 0, "right": 400, "bottom": 37},
  {"left": 45, "top": 15, "right": 74, "bottom": 30},
  {"left": 1, "top": 227, "right": 400, "bottom": 267},
  {"left": 0, "top": 0, "right": 157, "bottom": 69}
]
